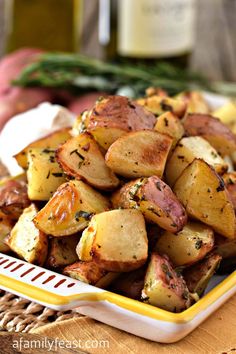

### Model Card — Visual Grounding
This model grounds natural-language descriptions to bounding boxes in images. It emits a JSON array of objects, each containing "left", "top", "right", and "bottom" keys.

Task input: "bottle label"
[{"left": 118, "top": 0, "right": 196, "bottom": 58}]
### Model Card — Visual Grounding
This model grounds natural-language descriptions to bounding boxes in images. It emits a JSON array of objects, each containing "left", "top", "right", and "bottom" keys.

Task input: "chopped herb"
[
  {"left": 211, "top": 151, "right": 218, "bottom": 158},
  {"left": 177, "top": 155, "right": 185, "bottom": 160},
  {"left": 161, "top": 263, "right": 173, "bottom": 280},
  {"left": 155, "top": 181, "right": 162, "bottom": 191},
  {"left": 52, "top": 172, "right": 63, "bottom": 177},
  {"left": 46, "top": 170, "right": 51, "bottom": 179},
  {"left": 164, "top": 117, "right": 169, "bottom": 127},
  {"left": 42, "top": 148, "right": 54, "bottom": 154},
  {"left": 133, "top": 255, "right": 137, "bottom": 259},
  {"left": 182, "top": 290, "right": 189, "bottom": 300},
  {"left": 49, "top": 155, "right": 55, "bottom": 163},
  {"left": 70, "top": 149, "right": 85, "bottom": 160},
  {"left": 147, "top": 207, "right": 161, "bottom": 217},
  {"left": 75, "top": 210, "right": 93, "bottom": 221},
  {"left": 195, "top": 239, "right": 203, "bottom": 250},
  {"left": 160, "top": 101, "right": 173, "bottom": 112},
  {"left": 216, "top": 178, "right": 225, "bottom": 192}
]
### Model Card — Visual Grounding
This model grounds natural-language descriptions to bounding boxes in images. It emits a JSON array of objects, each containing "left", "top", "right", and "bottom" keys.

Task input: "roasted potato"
[
  {"left": 63, "top": 261, "right": 118, "bottom": 288},
  {"left": 34, "top": 180, "right": 110, "bottom": 237},
  {"left": 183, "top": 253, "right": 222, "bottom": 296},
  {"left": 14, "top": 128, "right": 71, "bottom": 169},
  {"left": 222, "top": 172, "right": 236, "bottom": 209},
  {"left": 47, "top": 234, "right": 80, "bottom": 268},
  {"left": 166, "top": 137, "right": 228, "bottom": 186},
  {"left": 174, "top": 159, "right": 236, "bottom": 239},
  {"left": 136, "top": 95, "right": 186, "bottom": 118},
  {"left": 0, "top": 177, "right": 30, "bottom": 220},
  {"left": 112, "top": 176, "right": 187, "bottom": 233},
  {"left": 6, "top": 204, "right": 48, "bottom": 265},
  {"left": 0, "top": 216, "right": 12, "bottom": 252},
  {"left": 141, "top": 253, "right": 191, "bottom": 312},
  {"left": 56, "top": 132, "right": 119, "bottom": 190},
  {"left": 87, "top": 95, "right": 156, "bottom": 149},
  {"left": 155, "top": 222, "right": 214, "bottom": 266},
  {"left": 175, "top": 91, "right": 210, "bottom": 114},
  {"left": 154, "top": 111, "right": 184, "bottom": 148},
  {"left": 183, "top": 114, "right": 236, "bottom": 156},
  {"left": 215, "top": 234, "right": 236, "bottom": 259},
  {"left": 27, "top": 148, "right": 66, "bottom": 201},
  {"left": 71, "top": 110, "right": 90, "bottom": 136},
  {"left": 77, "top": 209, "right": 148, "bottom": 272},
  {"left": 105, "top": 130, "right": 172, "bottom": 179},
  {"left": 110, "top": 267, "right": 146, "bottom": 300},
  {"left": 213, "top": 101, "right": 236, "bottom": 126}
]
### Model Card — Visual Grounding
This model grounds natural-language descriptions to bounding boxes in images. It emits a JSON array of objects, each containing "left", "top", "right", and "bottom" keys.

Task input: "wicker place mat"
[
  {"left": 0, "top": 290, "right": 81, "bottom": 333},
  {"left": 0, "top": 161, "right": 82, "bottom": 333}
]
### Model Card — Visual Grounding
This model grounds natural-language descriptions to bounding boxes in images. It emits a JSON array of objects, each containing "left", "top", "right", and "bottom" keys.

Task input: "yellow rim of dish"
[{"left": 0, "top": 271, "right": 235, "bottom": 324}]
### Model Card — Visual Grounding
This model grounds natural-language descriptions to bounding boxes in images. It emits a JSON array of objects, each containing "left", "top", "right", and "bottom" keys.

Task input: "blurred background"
[{"left": 0, "top": 0, "right": 236, "bottom": 81}]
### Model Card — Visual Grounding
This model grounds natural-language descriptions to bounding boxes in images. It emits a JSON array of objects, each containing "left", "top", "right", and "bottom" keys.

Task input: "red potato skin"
[
  {"left": 0, "top": 87, "right": 53, "bottom": 130},
  {"left": 141, "top": 176, "right": 187, "bottom": 232},
  {"left": 0, "top": 179, "right": 30, "bottom": 220},
  {"left": 183, "top": 114, "right": 235, "bottom": 137},
  {"left": 68, "top": 92, "right": 106, "bottom": 115},
  {"left": 87, "top": 95, "right": 156, "bottom": 132},
  {"left": 0, "top": 48, "right": 54, "bottom": 130},
  {"left": 0, "top": 48, "right": 43, "bottom": 94},
  {"left": 183, "top": 114, "right": 236, "bottom": 153},
  {"left": 112, "top": 176, "right": 187, "bottom": 233}
]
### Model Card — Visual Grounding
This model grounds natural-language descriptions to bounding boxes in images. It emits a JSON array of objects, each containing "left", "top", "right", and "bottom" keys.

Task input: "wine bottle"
[
  {"left": 99, "top": 0, "right": 196, "bottom": 67},
  {"left": 5, "top": 0, "right": 83, "bottom": 52}
]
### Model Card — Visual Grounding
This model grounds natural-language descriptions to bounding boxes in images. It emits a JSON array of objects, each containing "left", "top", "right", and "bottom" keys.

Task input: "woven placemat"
[
  {"left": 0, "top": 161, "right": 82, "bottom": 333},
  {"left": 0, "top": 290, "right": 81, "bottom": 333}
]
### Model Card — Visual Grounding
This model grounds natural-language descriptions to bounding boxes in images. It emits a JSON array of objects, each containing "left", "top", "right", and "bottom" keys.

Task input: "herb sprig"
[{"left": 13, "top": 53, "right": 236, "bottom": 97}]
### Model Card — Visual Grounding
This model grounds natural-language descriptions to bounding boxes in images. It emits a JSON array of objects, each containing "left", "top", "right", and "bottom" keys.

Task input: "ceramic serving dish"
[
  {"left": 0, "top": 92, "right": 235, "bottom": 343},
  {"left": 0, "top": 252, "right": 235, "bottom": 343}
]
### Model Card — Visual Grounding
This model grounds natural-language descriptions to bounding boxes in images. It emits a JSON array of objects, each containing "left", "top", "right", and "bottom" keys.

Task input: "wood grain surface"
[{"left": 31, "top": 294, "right": 236, "bottom": 354}]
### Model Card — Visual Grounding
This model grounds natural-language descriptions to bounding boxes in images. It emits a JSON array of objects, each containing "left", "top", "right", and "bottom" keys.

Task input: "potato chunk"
[
  {"left": 166, "top": 137, "right": 228, "bottom": 186},
  {"left": 34, "top": 180, "right": 110, "bottom": 236},
  {"left": 155, "top": 222, "right": 214, "bottom": 266},
  {"left": 27, "top": 148, "right": 66, "bottom": 201},
  {"left": 77, "top": 209, "right": 148, "bottom": 272},
  {"left": 6, "top": 204, "right": 48, "bottom": 265},
  {"left": 47, "top": 235, "right": 79, "bottom": 268},
  {"left": 63, "top": 261, "right": 118, "bottom": 288},
  {"left": 105, "top": 130, "right": 172, "bottom": 179},
  {"left": 112, "top": 176, "right": 187, "bottom": 233},
  {"left": 111, "top": 268, "right": 146, "bottom": 300},
  {"left": 215, "top": 234, "right": 236, "bottom": 259},
  {"left": 142, "top": 253, "right": 191, "bottom": 312},
  {"left": 56, "top": 133, "right": 119, "bottom": 190},
  {"left": 14, "top": 128, "right": 71, "bottom": 169},
  {"left": 154, "top": 111, "right": 184, "bottom": 148},
  {"left": 0, "top": 216, "right": 12, "bottom": 252},
  {"left": 136, "top": 95, "right": 186, "bottom": 118},
  {"left": 183, "top": 253, "right": 222, "bottom": 296},
  {"left": 173, "top": 159, "right": 236, "bottom": 238},
  {"left": 175, "top": 91, "right": 210, "bottom": 114},
  {"left": 0, "top": 177, "right": 30, "bottom": 220},
  {"left": 87, "top": 95, "right": 156, "bottom": 149},
  {"left": 223, "top": 172, "right": 236, "bottom": 209},
  {"left": 183, "top": 114, "right": 236, "bottom": 156}
]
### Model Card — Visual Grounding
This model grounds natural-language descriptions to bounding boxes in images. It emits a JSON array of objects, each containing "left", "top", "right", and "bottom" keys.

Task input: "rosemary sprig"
[{"left": 13, "top": 53, "right": 236, "bottom": 97}]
